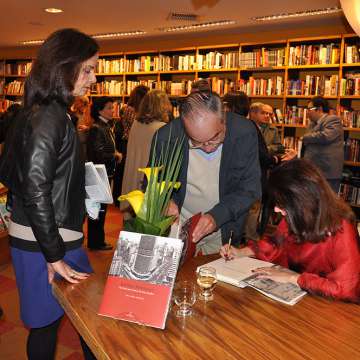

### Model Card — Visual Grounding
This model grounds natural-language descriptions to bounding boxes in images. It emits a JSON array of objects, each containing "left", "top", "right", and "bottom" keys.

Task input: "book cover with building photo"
[{"left": 98, "top": 231, "right": 183, "bottom": 329}]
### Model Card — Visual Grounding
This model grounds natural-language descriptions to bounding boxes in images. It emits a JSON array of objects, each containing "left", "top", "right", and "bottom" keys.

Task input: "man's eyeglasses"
[
  {"left": 189, "top": 126, "right": 226, "bottom": 150},
  {"left": 307, "top": 106, "right": 318, "bottom": 111}
]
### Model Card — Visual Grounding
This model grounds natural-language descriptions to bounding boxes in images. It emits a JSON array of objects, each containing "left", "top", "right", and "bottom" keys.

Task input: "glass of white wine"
[
  {"left": 197, "top": 266, "right": 217, "bottom": 301},
  {"left": 173, "top": 280, "right": 197, "bottom": 317}
]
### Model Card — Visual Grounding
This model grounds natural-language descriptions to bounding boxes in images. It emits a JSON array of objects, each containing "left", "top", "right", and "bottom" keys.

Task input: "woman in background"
[
  {"left": 121, "top": 90, "right": 172, "bottom": 212},
  {"left": 113, "top": 85, "right": 149, "bottom": 206},
  {"left": 2, "top": 28, "right": 98, "bottom": 359},
  {"left": 221, "top": 159, "right": 360, "bottom": 302},
  {"left": 87, "top": 96, "right": 122, "bottom": 251},
  {"left": 223, "top": 91, "right": 250, "bottom": 117}
]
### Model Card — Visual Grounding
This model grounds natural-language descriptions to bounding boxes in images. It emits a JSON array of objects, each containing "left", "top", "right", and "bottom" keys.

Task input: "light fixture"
[
  {"left": 341, "top": 0, "right": 360, "bottom": 37},
  {"left": 159, "top": 20, "right": 236, "bottom": 32},
  {"left": 21, "top": 39, "right": 45, "bottom": 45},
  {"left": 92, "top": 31, "right": 146, "bottom": 39},
  {"left": 252, "top": 6, "right": 342, "bottom": 22},
  {"left": 21, "top": 30, "right": 146, "bottom": 45},
  {"left": 44, "top": 8, "right": 63, "bottom": 13}
]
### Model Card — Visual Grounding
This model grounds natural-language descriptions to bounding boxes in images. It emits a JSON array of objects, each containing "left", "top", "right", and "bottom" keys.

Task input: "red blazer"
[{"left": 248, "top": 219, "right": 360, "bottom": 302}]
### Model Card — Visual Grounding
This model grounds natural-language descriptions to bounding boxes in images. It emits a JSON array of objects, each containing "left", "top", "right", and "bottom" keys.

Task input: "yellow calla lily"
[
  {"left": 138, "top": 166, "right": 163, "bottom": 183},
  {"left": 118, "top": 190, "right": 144, "bottom": 215},
  {"left": 159, "top": 181, "right": 181, "bottom": 194}
]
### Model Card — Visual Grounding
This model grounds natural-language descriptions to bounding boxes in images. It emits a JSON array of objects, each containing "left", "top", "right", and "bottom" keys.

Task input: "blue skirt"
[{"left": 11, "top": 246, "right": 93, "bottom": 328}]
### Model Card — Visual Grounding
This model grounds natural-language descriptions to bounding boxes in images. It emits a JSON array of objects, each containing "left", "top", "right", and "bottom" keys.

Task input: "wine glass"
[
  {"left": 197, "top": 266, "right": 217, "bottom": 301},
  {"left": 173, "top": 280, "right": 197, "bottom": 317}
]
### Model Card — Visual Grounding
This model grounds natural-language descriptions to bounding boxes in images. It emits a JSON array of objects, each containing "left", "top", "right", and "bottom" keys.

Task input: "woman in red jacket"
[{"left": 221, "top": 158, "right": 360, "bottom": 302}]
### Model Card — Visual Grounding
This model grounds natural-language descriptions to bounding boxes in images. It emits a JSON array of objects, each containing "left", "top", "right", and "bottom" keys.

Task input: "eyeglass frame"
[{"left": 188, "top": 121, "right": 226, "bottom": 150}]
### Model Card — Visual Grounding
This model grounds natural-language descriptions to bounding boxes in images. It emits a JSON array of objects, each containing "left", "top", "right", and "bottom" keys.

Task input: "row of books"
[
  {"left": 208, "top": 77, "right": 236, "bottom": 96},
  {"left": 344, "top": 45, "right": 360, "bottom": 64},
  {"left": 340, "top": 109, "right": 360, "bottom": 128},
  {"left": 344, "top": 138, "right": 360, "bottom": 162},
  {"left": 0, "top": 99, "right": 19, "bottom": 112},
  {"left": 4, "top": 80, "right": 24, "bottom": 95},
  {"left": 340, "top": 73, "right": 360, "bottom": 95},
  {"left": 197, "top": 51, "right": 239, "bottom": 70},
  {"left": 283, "top": 136, "right": 302, "bottom": 152},
  {"left": 91, "top": 81, "right": 125, "bottom": 96},
  {"left": 159, "top": 80, "right": 192, "bottom": 96},
  {"left": 3, "top": 62, "right": 32, "bottom": 76},
  {"left": 283, "top": 106, "right": 310, "bottom": 126},
  {"left": 238, "top": 76, "right": 283, "bottom": 96},
  {"left": 288, "top": 44, "right": 340, "bottom": 66},
  {"left": 239, "top": 48, "right": 285, "bottom": 68},
  {"left": 287, "top": 75, "right": 338, "bottom": 96},
  {"left": 338, "top": 183, "right": 360, "bottom": 205}
]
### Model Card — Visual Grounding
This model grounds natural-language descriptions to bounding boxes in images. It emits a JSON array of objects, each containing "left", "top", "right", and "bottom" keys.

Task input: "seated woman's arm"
[{"left": 297, "top": 221, "right": 360, "bottom": 302}]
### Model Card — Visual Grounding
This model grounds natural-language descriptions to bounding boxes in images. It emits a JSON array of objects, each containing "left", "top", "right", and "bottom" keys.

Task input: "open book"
[
  {"left": 199, "top": 257, "right": 306, "bottom": 305},
  {"left": 98, "top": 231, "right": 183, "bottom": 329},
  {"left": 85, "top": 162, "right": 113, "bottom": 204}
]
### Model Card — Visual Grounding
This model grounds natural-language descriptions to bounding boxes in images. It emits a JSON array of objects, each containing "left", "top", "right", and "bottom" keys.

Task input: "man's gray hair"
[{"left": 180, "top": 92, "right": 223, "bottom": 123}]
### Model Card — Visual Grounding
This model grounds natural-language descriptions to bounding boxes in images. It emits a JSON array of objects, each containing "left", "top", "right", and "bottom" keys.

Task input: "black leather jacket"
[{"left": 7, "top": 101, "right": 86, "bottom": 262}]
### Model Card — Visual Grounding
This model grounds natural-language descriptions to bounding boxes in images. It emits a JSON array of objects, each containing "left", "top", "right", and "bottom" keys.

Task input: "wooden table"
[{"left": 53, "top": 254, "right": 360, "bottom": 360}]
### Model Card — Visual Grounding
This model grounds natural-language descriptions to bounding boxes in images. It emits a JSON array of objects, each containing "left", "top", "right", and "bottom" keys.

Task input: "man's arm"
[{"left": 303, "top": 115, "right": 342, "bottom": 145}]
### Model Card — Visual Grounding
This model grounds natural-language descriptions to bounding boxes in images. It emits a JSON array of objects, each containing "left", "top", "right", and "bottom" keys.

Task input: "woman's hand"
[
  {"left": 220, "top": 245, "right": 255, "bottom": 260},
  {"left": 47, "top": 260, "right": 90, "bottom": 284},
  {"left": 252, "top": 266, "right": 299, "bottom": 284}
]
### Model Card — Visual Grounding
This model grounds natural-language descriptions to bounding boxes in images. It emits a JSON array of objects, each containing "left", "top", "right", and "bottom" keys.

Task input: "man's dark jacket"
[{"left": 152, "top": 112, "right": 261, "bottom": 245}]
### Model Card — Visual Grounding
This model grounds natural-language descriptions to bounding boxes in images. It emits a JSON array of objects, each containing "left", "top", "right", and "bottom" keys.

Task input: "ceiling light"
[
  {"left": 252, "top": 6, "right": 342, "bottom": 21},
  {"left": 159, "top": 20, "right": 236, "bottom": 32},
  {"left": 44, "top": 8, "right": 63, "bottom": 13},
  {"left": 21, "top": 39, "right": 45, "bottom": 45},
  {"left": 92, "top": 31, "right": 146, "bottom": 39}
]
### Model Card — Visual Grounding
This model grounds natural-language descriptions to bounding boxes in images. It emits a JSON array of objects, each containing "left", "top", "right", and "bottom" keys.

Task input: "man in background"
[
  {"left": 152, "top": 92, "right": 261, "bottom": 254},
  {"left": 303, "top": 96, "right": 343, "bottom": 193}
]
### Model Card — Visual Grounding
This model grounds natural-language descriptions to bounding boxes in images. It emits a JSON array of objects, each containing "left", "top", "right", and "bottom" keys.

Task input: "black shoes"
[{"left": 88, "top": 243, "right": 113, "bottom": 251}]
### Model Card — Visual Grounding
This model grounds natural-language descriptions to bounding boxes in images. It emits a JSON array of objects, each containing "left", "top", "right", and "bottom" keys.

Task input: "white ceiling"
[{"left": 0, "top": 0, "right": 348, "bottom": 47}]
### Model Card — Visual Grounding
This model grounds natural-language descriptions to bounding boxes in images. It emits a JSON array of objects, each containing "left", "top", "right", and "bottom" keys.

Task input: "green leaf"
[{"left": 154, "top": 216, "right": 176, "bottom": 236}]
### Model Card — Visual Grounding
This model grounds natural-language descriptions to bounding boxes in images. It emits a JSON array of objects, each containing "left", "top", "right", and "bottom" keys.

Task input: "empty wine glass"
[
  {"left": 197, "top": 266, "right": 217, "bottom": 301},
  {"left": 173, "top": 280, "right": 197, "bottom": 317}
]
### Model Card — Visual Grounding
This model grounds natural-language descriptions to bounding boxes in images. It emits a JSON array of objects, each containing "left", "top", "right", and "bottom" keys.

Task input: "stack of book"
[
  {"left": 284, "top": 106, "right": 309, "bottom": 126},
  {"left": 126, "top": 80, "right": 158, "bottom": 95},
  {"left": 97, "top": 59, "right": 125, "bottom": 74},
  {"left": 238, "top": 76, "right": 283, "bottom": 96},
  {"left": 338, "top": 182, "right": 360, "bottom": 205},
  {"left": 5, "top": 62, "right": 32, "bottom": 76},
  {"left": 340, "top": 72, "right": 360, "bottom": 96},
  {"left": 340, "top": 108, "right": 360, "bottom": 128},
  {"left": 158, "top": 54, "right": 196, "bottom": 71},
  {"left": 197, "top": 51, "right": 238, "bottom": 70},
  {"left": 124, "top": 56, "right": 159, "bottom": 72},
  {"left": 5, "top": 80, "right": 24, "bottom": 95},
  {"left": 159, "top": 80, "right": 192, "bottom": 96},
  {"left": 344, "top": 138, "right": 360, "bottom": 162},
  {"left": 92, "top": 80, "right": 124, "bottom": 96},
  {"left": 239, "top": 48, "right": 285, "bottom": 68},
  {"left": 208, "top": 77, "right": 236, "bottom": 96},
  {"left": 287, "top": 75, "right": 338, "bottom": 96},
  {"left": 344, "top": 44, "right": 360, "bottom": 64}
]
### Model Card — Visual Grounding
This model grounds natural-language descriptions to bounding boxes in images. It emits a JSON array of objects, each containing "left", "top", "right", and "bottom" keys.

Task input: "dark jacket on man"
[{"left": 151, "top": 112, "right": 261, "bottom": 246}]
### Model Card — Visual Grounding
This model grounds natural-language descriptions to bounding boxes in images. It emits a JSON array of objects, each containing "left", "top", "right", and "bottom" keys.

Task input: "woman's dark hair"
[
  {"left": 127, "top": 85, "right": 150, "bottom": 112},
  {"left": 24, "top": 28, "right": 99, "bottom": 108},
  {"left": 223, "top": 91, "right": 250, "bottom": 117},
  {"left": 266, "top": 158, "right": 355, "bottom": 243},
  {"left": 310, "top": 96, "right": 330, "bottom": 113},
  {"left": 91, "top": 97, "right": 114, "bottom": 122}
]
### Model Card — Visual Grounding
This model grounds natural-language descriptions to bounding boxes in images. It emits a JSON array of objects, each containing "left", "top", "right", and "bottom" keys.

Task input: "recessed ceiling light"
[
  {"left": 44, "top": 8, "right": 63, "bottom": 14},
  {"left": 20, "top": 30, "right": 146, "bottom": 45},
  {"left": 252, "top": 6, "right": 342, "bottom": 21},
  {"left": 159, "top": 20, "right": 236, "bottom": 32},
  {"left": 92, "top": 31, "right": 146, "bottom": 39}
]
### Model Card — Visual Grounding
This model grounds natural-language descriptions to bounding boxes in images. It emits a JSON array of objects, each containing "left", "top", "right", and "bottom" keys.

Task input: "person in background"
[
  {"left": 121, "top": 90, "right": 171, "bottom": 215},
  {"left": 190, "top": 79, "right": 211, "bottom": 94},
  {"left": 152, "top": 91, "right": 261, "bottom": 254},
  {"left": 113, "top": 85, "right": 149, "bottom": 206},
  {"left": 221, "top": 159, "right": 360, "bottom": 303},
  {"left": 0, "top": 103, "right": 22, "bottom": 143},
  {"left": 87, "top": 97, "right": 122, "bottom": 251},
  {"left": 223, "top": 91, "right": 250, "bottom": 117},
  {"left": 249, "top": 102, "right": 284, "bottom": 155},
  {"left": 303, "top": 96, "right": 343, "bottom": 193},
  {"left": 0, "top": 28, "right": 98, "bottom": 360}
]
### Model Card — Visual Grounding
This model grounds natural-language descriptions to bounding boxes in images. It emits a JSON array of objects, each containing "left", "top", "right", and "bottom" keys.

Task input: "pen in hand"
[{"left": 225, "top": 230, "right": 233, "bottom": 262}]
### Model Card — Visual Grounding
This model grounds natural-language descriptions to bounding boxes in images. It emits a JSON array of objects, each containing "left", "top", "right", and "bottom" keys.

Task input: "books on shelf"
[
  {"left": 345, "top": 44, "right": 360, "bottom": 64},
  {"left": 197, "top": 51, "right": 238, "bottom": 70},
  {"left": 339, "top": 182, "right": 360, "bottom": 205},
  {"left": 5, "top": 62, "right": 32, "bottom": 76},
  {"left": 126, "top": 80, "right": 158, "bottom": 95},
  {"left": 288, "top": 43, "right": 340, "bottom": 66},
  {"left": 344, "top": 138, "right": 360, "bottom": 162},
  {"left": 283, "top": 137, "right": 303, "bottom": 157},
  {"left": 98, "top": 231, "right": 183, "bottom": 329},
  {"left": 91, "top": 80, "right": 124, "bottom": 96},
  {"left": 198, "top": 256, "right": 306, "bottom": 305},
  {"left": 238, "top": 76, "right": 283, "bottom": 96},
  {"left": 284, "top": 105, "right": 309, "bottom": 126},
  {"left": 159, "top": 80, "right": 192, "bottom": 96},
  {"left": 159, "top": 54, "right": 196, "bottom": 71},
  {"left": 124, "top": 56, "right": 159, "bottom": 72},
  {"left": 239, "top": 47, "right": 285, "bottom": 68},
  {"left": 340, "top": 72, "right": 360, "bottom": 96},
  {"left": 5, "top": 80, "right": 24, "bottom": 95},
  {"left": 340, "top": 108, "right": 360, "bottom": 128},
  {"left": 208, "top": 77, "right": 236, "bottom": 96},
  {"left": 0, "top": 99, "right": 21, "bottom": 112},
  {"left": 287, "top": 75, "right": 338, "bottom": 96},
  {"left": 97, "top": 58, "right": 125, "bottom": 74}
]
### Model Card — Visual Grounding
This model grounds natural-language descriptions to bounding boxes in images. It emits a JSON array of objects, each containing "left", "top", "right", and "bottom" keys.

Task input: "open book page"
[
  {"left": 85, "top": 162, "right": 113, "bottom": 204},
  {"left": 242, "top": 265, "right": 307, "bottom": 305},
  {"left": 197, "top": 257, "right": 274, "bottom": 288}
]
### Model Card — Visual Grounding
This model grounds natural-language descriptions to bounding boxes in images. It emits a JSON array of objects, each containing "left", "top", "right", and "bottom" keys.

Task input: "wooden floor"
[{"left": 0, "top": 205, "right": 123, "bottom": 360}]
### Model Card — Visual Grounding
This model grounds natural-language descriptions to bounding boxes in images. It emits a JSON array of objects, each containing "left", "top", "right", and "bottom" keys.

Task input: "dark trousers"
[
  {"left": 27, "top": 316, "right": 96, "bottom": 360},
  {"left": 87, "top": 203, "right": 108, "bottom": 249}
]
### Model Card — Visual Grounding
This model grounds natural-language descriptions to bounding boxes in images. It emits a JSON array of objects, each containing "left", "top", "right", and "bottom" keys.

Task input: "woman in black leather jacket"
[{"left": 1, "top": 29, "right": 99, "bottom": 360}]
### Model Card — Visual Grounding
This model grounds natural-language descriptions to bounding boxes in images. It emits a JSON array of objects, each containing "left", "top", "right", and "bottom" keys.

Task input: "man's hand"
[
  {"left": 115, "top": 151, "right": 123, "bottom": 163},
  {"left": 47, "top": 260, "right": 89, "bottom": 284},
  {"left": 166, "top": 200, "right": 180, "bottom": 223},
  {"left": 192, "top": 214, "right": 217, "bottom": 243},
  {"left": 281, "top": 148, "right": 297, "bottom": 162}
]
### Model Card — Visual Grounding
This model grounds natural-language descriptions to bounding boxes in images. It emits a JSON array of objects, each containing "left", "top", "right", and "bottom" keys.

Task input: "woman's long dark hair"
[
  {"left": 24, "top": 28, "right": 99, "bottom": 108},
  {"left": 266, "top": 159, "right": 355, "bottom": 243}
]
